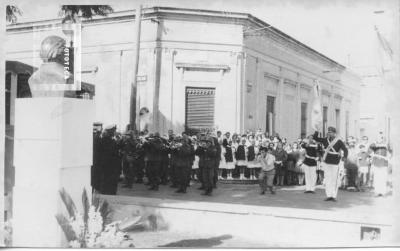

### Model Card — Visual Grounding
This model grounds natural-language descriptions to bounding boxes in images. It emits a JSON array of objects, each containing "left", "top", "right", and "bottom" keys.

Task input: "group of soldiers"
[{"left": 91, "top": 126, "right": 222, "bottom": 196}]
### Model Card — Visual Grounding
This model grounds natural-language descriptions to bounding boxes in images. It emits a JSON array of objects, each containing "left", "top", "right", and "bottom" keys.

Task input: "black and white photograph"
[{"left": 0, "top": 0, "right": 399, "bottom": 248}]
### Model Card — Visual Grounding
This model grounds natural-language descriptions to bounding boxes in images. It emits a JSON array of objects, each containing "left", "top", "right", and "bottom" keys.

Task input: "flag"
[{"left": 311, "top": 80, "right": 323, "bottom": 132}]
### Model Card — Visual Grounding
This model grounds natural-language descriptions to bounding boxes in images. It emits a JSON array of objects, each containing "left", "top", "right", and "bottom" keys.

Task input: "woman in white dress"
[
  {"left": 247, "top": 138, "right": 261, "bottom": 180},
  {"left": 223, "top": 136, "right": 236, "bottom": 180}
]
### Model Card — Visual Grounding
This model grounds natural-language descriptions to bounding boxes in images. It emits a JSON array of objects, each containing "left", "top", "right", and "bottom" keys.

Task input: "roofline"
[{"left": 6, "top": 6, "right": 346, "bottom": 70}]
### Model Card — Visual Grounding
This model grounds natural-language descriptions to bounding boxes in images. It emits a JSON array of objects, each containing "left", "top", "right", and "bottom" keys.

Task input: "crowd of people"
[{"left": 91, "top": 125, "right": 392, "bottom": 200}]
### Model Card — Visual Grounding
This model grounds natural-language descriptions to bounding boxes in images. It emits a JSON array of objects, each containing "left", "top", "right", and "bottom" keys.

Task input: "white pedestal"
[{"left": 12, "top": 98, "right": 94, "bottom": 247}]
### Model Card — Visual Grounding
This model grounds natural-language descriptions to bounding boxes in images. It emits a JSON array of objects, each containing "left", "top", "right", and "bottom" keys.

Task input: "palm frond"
[
  {"left": 92, "top": 195, "right": 100, "bottom": 209},
  {"left": 6, "top": 5, "right": 22, "bottom": 23},
  {"left": 99, "top": 200, "right": 112, "bottom": 226},
  {"left": 60, "top": 5, "right": 113, "bottom": 19},
  {"left": 82, "top": 188, "right": 90, "bottom": 224},
  {"left": 59, "top": 188, "right": 77, "bottom": 219},
  {"left": 55, "top": 214, "right": 77, "bottom": 242}
]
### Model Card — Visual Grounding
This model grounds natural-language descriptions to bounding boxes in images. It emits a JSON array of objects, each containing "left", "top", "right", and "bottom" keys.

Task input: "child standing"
[
  {"left": 357, "top": 144, "right": 370, "bottom": 190},
  {"left": 258, "top": 147, "right": 276, "bottom": 194}
]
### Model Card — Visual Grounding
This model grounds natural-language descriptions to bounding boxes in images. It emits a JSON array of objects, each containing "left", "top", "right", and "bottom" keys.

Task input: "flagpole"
[{"left": 129, "top": 4, "right": 142, "bottom": 130}]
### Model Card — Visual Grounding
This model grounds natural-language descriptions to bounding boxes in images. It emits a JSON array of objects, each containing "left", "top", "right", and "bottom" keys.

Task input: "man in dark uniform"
[
  {"left": 122, "top": 131, "right": 145, "bottom": 187},
  {"left": 197, "top": 133, "right": 206, "bottom": 190},
  {"left": 121, "top": 131, "right": 134, "bottom": 188},
  {"left": 196, "top": 135, "right": 218, "bottom": 196},
  {"left": 99, "top": 125, "right": 121, "bottom": 195},
  {"left": 159, "top": 135, "right": 170, "bottom": 185},
  {"left": 170, "top": 134, "right": 194, "bottom": 193},
  {"left": 313, "top": 126, "right": 348, "bottom": 202},
  {"left": 142, "top": 132, "right": 165, "bottom": 191},
  {"left": 91, "top": 127, "right": 102, "bottom": 193}
]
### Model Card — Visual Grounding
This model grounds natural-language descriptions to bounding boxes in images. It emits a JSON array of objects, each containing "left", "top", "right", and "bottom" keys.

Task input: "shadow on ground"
[{"left": 158, "top": 234, "right": 233, "bottom": 248}]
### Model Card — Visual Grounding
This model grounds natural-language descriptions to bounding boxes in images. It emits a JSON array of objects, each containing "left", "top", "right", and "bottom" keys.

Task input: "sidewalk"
[{"left": 100, "top": 182, "right": 397, "bottom": 247}]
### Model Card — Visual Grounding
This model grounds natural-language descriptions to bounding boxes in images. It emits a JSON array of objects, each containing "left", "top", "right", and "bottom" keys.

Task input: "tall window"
[
  {"left": 323, "top": 106, "right": 328, "bottom": 137},
  {"left": 335, "top": 109, "right": 341, "bottom": 134},
  {"left": 301, "top": 102, "right": 307, "bottom": 139},
  {"left": 266, "top": 96, "right": 275, "bottom": 136}
]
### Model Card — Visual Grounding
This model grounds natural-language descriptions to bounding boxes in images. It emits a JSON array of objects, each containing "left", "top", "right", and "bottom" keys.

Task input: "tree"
[
  {"left": 6, "top": 5, "right": 22, "bottom": 23},
  {"left": 6, "top": 5, "right": 113, "bottom": 24},
  {"left": 59, "top": 5, "right": 114, "bottom": 22}
]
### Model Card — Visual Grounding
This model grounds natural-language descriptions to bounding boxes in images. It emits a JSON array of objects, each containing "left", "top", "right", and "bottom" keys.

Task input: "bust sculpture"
[{"left": 28, "top": 35, "right": 76, "bottom": 97}]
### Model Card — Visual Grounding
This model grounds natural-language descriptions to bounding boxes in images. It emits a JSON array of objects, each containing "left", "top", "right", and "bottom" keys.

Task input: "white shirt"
[{"left": 258, "top": 153, "right": 276, "bottom": 171}]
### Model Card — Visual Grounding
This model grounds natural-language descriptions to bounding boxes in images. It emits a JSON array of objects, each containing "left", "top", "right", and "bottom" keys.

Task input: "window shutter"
[{"left": 185, "top": 88, "right": 215, "bottom": 134}]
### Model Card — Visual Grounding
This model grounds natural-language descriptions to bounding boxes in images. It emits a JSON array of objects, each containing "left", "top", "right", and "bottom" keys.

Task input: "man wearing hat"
[
  {"left": 313, "top": 126, "right": 348, "bottom": 201},
  {"left": 195, "top": 135, "right": 218, "bottom": 195},
  {"left": 170, "top": 134, "right": 194, "bottom": 193},
  {"left": 142, "top": 132, "right": 166, "bottom": 191}
]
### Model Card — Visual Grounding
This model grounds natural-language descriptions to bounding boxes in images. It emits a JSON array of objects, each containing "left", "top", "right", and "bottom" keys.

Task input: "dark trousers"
[
  {"left": 124, "top": 160, "right": 134, "bottom": 185},
  {"left": 274, "top": 163, "right": 285, "bottom": 185},
  {"left": 213, "top": 161, "right": 220, "bottom": 186},
  {"left": 133, "top": 160, "right": 144, "bottom": 182},
  {"left": 202, "top": 166, "right": 214, "bottom": 194},
  {"left": 147, "top": 161, "right": 161, "bottom": 189},
  {"left": 122, "top": 160, "right": 130, "bottom": 182},
  {"left": 170, "top": 164, "right": 178, "bottom": 186},
  {"left": 177, "top": 165, "right": 191, "bottom": 191},
  {"left": 346, "top": 168, "right": 359, "bottom": 188},
  {"left": 198, "top": 166, "right": 204, "bottom": 186},
  {"left": 101, "top": 169, "right": 119, "bottom": 195},
  {"left": 160, "top": 157, "right": 169, "bottom": 184},
  {"left": 91, "top": 164, "right": 102, "bottom": 192}
]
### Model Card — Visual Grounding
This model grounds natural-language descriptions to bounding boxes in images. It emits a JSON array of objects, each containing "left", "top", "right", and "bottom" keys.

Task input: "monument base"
[{"left": 12, "top": 98, "right": 94, "bottom": 247}]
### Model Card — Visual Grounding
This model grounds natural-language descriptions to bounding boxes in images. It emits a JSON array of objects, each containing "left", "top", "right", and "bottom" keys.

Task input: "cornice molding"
[{"left": 264, "top": 72, "right": 280, "bottom": 80}]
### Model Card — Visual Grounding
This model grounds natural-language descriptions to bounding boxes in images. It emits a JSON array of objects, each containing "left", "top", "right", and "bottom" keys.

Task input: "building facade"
[{"left": 6, "top": 7, "right": 361, "bottom": 142}]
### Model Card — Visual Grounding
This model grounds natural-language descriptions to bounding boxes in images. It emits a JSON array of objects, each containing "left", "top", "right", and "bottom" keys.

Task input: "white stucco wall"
[{"left": 5, "top": 8, "right": 361, "bottom": 139}]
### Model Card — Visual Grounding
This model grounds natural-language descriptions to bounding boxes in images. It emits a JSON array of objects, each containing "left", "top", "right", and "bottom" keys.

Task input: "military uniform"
[
  {"left": 160, "top": 137, "right": 170, "bottom": 185},
  {"left": 195, "top": 138, "right": 218, "bottom": 195},
  {"left": 301, "top": 142, "right": 322, "bottom": 192},
  {"left": 212, "top": 137, "right": 222, "bottom": 188},
  {"left": 123, "top": 136, "right": 145, "bottom": 186},
  {"left": 170, "top": 139, "right": 194, "bottom": 193},
  {"left": 91, "top": 131, "right": 102, "bottom": 193},
  {"left": 313, "top": 130, "right": 348, "bottom": 200},
  {"left": 143, "top": 136, "right": 165, "bottom": 190},
  {"left": 99, "top": 131, "right": 121, "bottom": 195}
]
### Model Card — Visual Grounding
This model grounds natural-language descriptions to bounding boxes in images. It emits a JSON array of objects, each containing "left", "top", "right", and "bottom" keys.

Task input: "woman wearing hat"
[{"left": 257, "top": 146, "right": 276, "bottom": 194}]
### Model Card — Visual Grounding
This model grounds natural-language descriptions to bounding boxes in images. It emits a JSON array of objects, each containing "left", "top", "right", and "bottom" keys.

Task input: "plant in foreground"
[{"left": 55, "top": 188, "right": 134, "bottom": 248}]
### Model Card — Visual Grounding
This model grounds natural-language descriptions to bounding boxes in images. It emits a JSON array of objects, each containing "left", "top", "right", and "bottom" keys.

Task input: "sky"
[{"left": 5, "top": 0, "right": 399, "bottom": 75}]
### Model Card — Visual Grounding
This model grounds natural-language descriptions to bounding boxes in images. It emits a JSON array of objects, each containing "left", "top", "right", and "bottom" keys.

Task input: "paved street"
[
  {"left": 100, "top": 181, "right": 398, "bottom": 248},
  {"left": 116, "top": 181, "right": 394, "bottom": 219}
]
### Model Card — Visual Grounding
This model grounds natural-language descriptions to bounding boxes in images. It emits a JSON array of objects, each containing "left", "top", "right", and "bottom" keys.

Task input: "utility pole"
[{"left": 129, "top": 4, "right": 142, "bottom": 130}]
